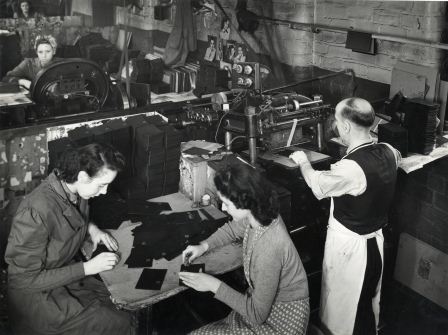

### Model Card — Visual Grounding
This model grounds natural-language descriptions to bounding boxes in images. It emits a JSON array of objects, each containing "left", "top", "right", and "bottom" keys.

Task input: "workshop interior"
[{"left": 1, "top": 0, "right": 448, "bottom": 334}]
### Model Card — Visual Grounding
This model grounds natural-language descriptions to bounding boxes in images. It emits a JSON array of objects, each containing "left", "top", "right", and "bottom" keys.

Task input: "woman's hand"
[
  {"left": 88, "top": 223, "right": 118, "bottom": 253},
  {"left": 182, "top": 242, "right": 209, "bottom": 264},
  {"left": 179, "top": 272, "right": 221, "bottom": 294},
  {"left": 18, "top": 79, "right": 31, "bottom": 90},
  {"left": 83, "top": 252, "right": 119, "bottom": 276}
]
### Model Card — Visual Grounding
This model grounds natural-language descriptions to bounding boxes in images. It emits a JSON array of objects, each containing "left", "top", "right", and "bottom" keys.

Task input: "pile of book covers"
[
  {"left": 162, "top": 62, "right": 200, "bottom": 93},
  {"left": 403, "top": 98, "right": 439, "bottom": 155}
]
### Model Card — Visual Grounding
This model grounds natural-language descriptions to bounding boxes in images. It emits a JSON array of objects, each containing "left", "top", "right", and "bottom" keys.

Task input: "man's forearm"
[{"left": 299, "top": 161, "right": 316, "bottom": 189}]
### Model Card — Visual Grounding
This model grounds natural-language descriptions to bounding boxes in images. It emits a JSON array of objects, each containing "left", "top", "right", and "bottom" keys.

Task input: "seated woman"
[
  {"left": 5, "top": 143, "right": 133, "bottom": 335},
  {"left": 3, "top": 34, "right": 60, "bottom": 89},
  {"left": 180, "top": 163, "right": 310, "bottom": 335},
  {"left": 13, "top": 0, "right": 41, "bottom": 19}
]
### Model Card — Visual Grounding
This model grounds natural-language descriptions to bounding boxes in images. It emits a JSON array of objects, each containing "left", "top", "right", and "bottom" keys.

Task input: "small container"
[{"left": 201, "top": 194, "right": 211, "bottom": 206}]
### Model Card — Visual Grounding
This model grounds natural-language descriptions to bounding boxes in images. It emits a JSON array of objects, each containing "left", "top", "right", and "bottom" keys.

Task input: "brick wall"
[
  {"left": 190, "top": 0, "right": 445, "bottom": 85},
  {"left": 314, "top": 0, "right": 445, "bottom": 84},
  {"left": 392, "top": 158, "right": 448, "bottom": 254},
  {"left": 118, "top": 1, "right": 445, "bottom": 85}
]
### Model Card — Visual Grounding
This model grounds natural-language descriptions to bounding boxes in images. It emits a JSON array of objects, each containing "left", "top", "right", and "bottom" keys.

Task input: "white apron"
[{"left": 319, "top": 199, "right": 384, "bottom": 335}]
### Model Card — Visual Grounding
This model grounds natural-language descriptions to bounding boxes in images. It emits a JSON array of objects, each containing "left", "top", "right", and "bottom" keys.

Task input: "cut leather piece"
[{"left": 135, "top": 268, "right": 167, "bottom": 290}]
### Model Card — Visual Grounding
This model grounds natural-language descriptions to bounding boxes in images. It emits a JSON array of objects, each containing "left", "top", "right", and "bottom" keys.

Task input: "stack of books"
[{"left": 162, "top": 62, "right": 200, "bottom": 93}]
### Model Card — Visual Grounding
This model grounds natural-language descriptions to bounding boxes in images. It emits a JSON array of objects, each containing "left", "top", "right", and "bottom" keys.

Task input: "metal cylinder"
[
  {"left": 245, "top": 106, "right": 257, "bottom": 138},
  {"left": 245, "top": 106, "right": 258, "bottom": 165},
  {"left": 225, "top": 131, "right": 232, "bottom": 151},
  {"left": 248, "top": 137, "right": 257, "bottom": 165},
  {"left": 317, "top": 121, "right": 324, "bottom": 151}
]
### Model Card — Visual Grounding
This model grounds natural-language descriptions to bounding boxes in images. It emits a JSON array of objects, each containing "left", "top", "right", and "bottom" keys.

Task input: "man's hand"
[
  {"left": 289, "top": 151, "right": 310, "bottom": 166},
  {"left": 178, "top": 272, "right": 221, "bottom": 294},
  {"left": 88, "top": 223, "right": 118, "bottom": 253}
]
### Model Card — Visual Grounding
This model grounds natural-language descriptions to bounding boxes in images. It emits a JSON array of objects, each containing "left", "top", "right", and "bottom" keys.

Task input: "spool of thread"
[{"left": 201, "top": 194, "right": 211, "bottom": 206}]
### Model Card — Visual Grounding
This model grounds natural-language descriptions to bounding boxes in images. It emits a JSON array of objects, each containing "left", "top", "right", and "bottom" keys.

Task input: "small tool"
[{"left": 184, "top": 252, "right": 192, "bottom": 266}]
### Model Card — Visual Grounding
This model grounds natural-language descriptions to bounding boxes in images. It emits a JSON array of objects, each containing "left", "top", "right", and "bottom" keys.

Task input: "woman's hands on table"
[
  {"left": 88, "top": 223, "right": 118, "bottom": 252},
  {"left": 84, "top": 252, "right": 120, "bottom": 276},
  {"left": 84, "top": 223, "right": 120, "bottom": 275},
  {"left": 178, "top": 272, "right": 222, "bottom": 294},
  {"left": 182, "top": 242, "right": 209, "bottom": 264}
]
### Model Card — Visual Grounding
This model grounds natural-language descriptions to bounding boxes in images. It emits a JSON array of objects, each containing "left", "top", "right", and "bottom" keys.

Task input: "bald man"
[{"left": 290, "top": 98, "right": 400, "bottom": 335}]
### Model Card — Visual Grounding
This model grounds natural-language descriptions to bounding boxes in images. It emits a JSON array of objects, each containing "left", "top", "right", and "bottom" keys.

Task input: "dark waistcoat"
[{"left": 333, "top": 143, "right": 397, "bottom": 234}]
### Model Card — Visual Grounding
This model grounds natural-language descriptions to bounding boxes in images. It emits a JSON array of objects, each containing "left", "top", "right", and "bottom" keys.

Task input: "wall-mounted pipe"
[{"left": 258, "top": 16, "right": 448, "bottom": 51}]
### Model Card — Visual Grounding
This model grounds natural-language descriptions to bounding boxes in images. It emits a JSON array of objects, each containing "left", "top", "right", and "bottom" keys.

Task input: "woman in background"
[
  {"left": 5, "top": 143, "right": 133, "bottom": 335},
  {"left": 3, "top": 34, "right": 60, "bottom": 89},
  {"left": 13, "top": 0, "right": 40, "bottom": 19},
  {"left": 180, "top": 163, "right": 310, "bottom": 334}
]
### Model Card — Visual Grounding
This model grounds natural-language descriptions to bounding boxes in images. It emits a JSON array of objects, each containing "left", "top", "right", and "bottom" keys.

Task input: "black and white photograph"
[
  {"left": 224, "top": 39, "right": 236, "bottom": 63},
  {"left": 233, "top": 43, "right": 247, "bottom": 63},
  {"left": 1, "top": 1, "right": 448, "bottom": 335},
  {"left": 203, "top": 35, "right": 217, "bottom": 62}
]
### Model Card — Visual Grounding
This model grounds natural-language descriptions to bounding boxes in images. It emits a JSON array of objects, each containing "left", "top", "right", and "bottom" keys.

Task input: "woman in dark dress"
[{"left": 5, "top": 143, "right": 133, "bottom": 335}]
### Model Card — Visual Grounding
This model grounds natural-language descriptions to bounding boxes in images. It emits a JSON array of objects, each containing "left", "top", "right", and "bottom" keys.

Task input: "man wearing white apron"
[{"left": 290, "top": 98, "right": 400, "bottom": 335}]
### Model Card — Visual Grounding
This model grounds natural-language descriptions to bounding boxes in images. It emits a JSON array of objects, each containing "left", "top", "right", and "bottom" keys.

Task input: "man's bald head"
[{"left": 335, "top": 98, "right": 375, "bottom": 129}]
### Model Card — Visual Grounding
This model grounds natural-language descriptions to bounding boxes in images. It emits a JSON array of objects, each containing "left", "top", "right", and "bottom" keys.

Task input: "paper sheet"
[
  {"left": 0, "top": 93, "right": 33, "bottom": 107},
  {"left": 181, "top": 140, "right": 223, "bottom": 153},
  {"left": 399, "top": 145, "right": 448, "bottom": 173}
]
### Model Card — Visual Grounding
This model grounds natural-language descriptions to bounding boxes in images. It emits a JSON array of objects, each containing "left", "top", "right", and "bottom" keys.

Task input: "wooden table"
[{"left": 92, "top": 192, "right": 243, "bottom": 311}]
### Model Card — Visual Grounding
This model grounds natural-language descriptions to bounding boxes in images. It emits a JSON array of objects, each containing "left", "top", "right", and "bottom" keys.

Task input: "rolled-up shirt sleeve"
[
  {"left": 305, "top": 159, "right": 367, "bottom": 200},
  {"left": 5, "top": 208, "right": 85, "bottom": 292}
]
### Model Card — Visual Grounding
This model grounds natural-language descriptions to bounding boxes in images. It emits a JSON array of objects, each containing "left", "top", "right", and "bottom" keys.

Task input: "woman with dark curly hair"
[
  {"left": 180, "top": 163, "right": 310, "bottom": 334},
  {"left": 5, "top": 143, "right": 133, "bottom": 335},
  {"left": 13, "top": 0, "right": 40, "bottom": 19}
]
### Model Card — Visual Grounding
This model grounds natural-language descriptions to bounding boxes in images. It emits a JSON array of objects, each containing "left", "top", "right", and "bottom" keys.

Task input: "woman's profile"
[
  {"left": 5, "top": 143, "right": 133, "bottom": 335},
  {"left": 180, "top": 163, "right": 310, "bottom": 334}
]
